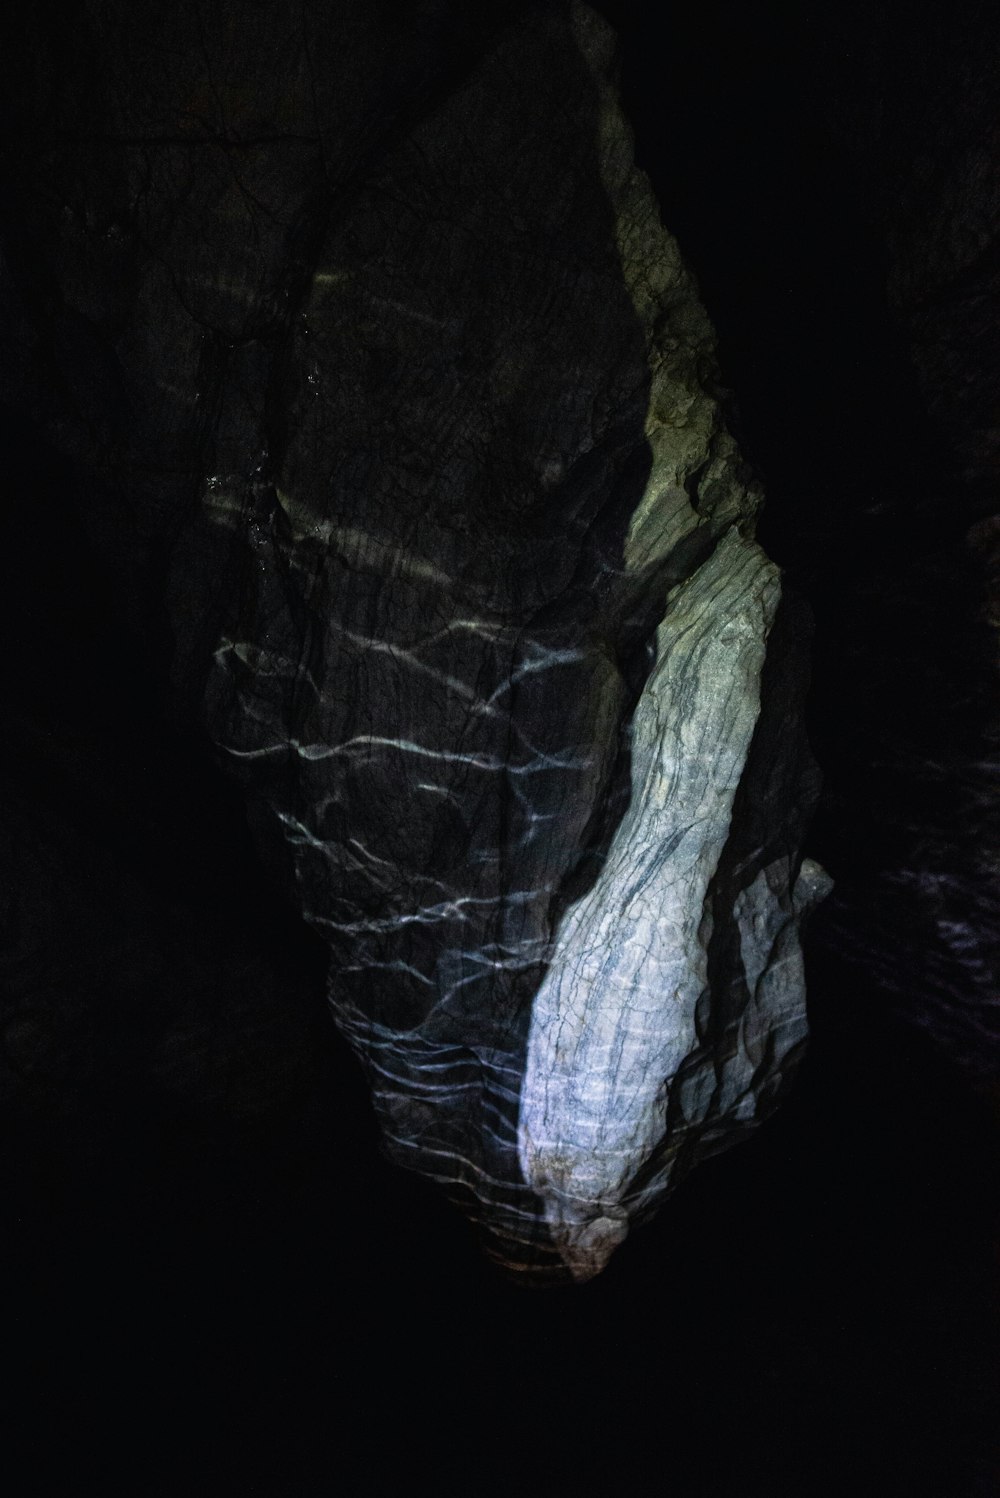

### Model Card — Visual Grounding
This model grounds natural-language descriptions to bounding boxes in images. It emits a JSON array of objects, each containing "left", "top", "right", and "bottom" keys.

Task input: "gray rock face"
[
  {"left": 199, "top": 4, "right": 826, "bottom": 1279},
  {"left": 0, "top": 2, "right": 827, "bottom": 1280},
  {"left": 518, "top": 531, "right": 823, "bottom": 1277}
]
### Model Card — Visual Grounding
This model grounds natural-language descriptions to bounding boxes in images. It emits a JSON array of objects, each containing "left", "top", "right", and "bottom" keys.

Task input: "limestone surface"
[{"left": 0, "top": 2, "right": 827, "bottom": 1280}]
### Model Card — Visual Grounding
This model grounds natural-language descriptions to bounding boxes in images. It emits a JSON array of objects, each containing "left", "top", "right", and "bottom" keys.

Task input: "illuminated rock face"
[
  {"left": 195, "top": 5, "right": 827, "bottom": 1280},
  {"left": 2, "top": 1, "right": 827, "bottom": 1280},
  {"left": 517, "top": 532, "right": 827, "bottom": 1278}
]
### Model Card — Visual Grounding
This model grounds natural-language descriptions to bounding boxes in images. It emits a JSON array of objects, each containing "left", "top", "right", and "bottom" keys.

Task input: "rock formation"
[{"left": 0, "top": 1, "right": 827, "bottom": 1280}]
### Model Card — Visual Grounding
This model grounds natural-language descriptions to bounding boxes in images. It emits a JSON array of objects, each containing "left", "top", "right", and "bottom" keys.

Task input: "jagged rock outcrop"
[{"left": 0, "top": 1, "right": 827, "bottom": 1280}]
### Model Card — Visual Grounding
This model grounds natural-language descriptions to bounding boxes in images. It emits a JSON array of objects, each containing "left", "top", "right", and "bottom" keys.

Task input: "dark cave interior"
[{"left": 1, "top": 2, "right": 998, "bottom": 1493}]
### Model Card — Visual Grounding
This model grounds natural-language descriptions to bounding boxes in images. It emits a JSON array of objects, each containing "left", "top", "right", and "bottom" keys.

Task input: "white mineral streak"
[
  {"left": 512, "top": 8, "right": 810, "bottom": 1281},
  {"left": 517, "top": 531, "right": 782, "bottom": 1278}
]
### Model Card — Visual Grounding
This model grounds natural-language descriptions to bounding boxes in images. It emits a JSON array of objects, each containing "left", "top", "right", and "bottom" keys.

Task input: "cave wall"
[{"left": 1, "top": 1, "right": 997, "bottom": 1492}]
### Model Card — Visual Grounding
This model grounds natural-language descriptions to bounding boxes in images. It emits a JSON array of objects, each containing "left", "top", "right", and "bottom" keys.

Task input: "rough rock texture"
[
  {"left": 869, "top": 5, "right": 1000, "bottom": 1071},
  {"left": 759, "top": 0, "right": 1000, "bottom": 1077},
  {"left": 0, "top": 1, "right": 826, "bottom": 1280}
]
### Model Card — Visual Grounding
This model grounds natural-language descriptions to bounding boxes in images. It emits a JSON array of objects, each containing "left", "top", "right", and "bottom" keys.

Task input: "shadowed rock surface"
[
  {"left": 0, "top": 1, "right": 826, "bottom": 1280},
  {"left": 2, "top": 4, "right": 998, "bottom": 1492}
]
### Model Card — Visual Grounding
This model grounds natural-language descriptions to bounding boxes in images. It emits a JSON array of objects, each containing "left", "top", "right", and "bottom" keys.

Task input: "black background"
[{"left": 3, "top": 2, "right": 998, "bottom": 1493}]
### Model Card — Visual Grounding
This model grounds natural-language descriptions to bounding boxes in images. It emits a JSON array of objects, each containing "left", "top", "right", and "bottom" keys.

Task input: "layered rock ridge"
[
  {"left": 201, "top": 5, "right": 826, "bottom": 1280},
  {"left": 0, "top": 2, "right": 827, "bottom": 1280}
]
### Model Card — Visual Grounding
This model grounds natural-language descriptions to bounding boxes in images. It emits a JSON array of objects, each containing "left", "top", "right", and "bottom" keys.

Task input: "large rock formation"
[{"left": 0, "top": 1, "right": 827, "bottom": 1280}]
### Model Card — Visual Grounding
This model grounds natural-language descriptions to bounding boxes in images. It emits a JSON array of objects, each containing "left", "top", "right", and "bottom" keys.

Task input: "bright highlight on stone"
[{"left": 196, "top": 3, "right": 829, "bottom": 1281}]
